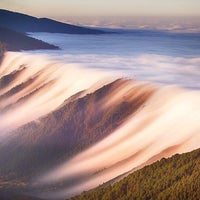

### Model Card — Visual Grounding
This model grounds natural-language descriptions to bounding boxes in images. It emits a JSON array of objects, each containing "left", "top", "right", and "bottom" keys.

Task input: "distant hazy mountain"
[
  {"left": 0, "top": 27, "right": 59, "bottom": 51},
  {"left": 0, "top": 9, "right": 105, "bottom": 34}
]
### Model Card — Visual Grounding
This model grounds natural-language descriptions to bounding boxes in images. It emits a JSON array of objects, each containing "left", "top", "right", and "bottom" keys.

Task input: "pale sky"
[
  {"left": 1, "top": 0, "right": 200, "bottom": 32},
  {"left": 1, "top": 0, "right": 200, "bottom": 19}
]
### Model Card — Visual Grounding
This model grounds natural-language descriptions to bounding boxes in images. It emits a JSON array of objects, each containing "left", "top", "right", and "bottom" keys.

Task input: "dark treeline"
[{"left": 69, "top": 148, "right": 200, "bottom": 200}]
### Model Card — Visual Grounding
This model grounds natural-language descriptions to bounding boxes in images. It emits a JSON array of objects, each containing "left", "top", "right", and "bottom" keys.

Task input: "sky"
[
  {"left": 1, "top": 0, "right": 200, "bottom": 31},
  {"left": 1, "top": 0, "right": 200, "bottom": 18}
]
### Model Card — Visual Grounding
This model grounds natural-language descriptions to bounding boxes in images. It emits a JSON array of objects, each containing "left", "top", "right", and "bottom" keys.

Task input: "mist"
[
  {"left": 0, "top": 52, "right": 111, "bottom": 133},
  {"left": 36, "top": 83, "right": 200, "bottom": 199},
  {"left": 0, "top": 29, "right": 200, "bottom": 200},
  {"left": 29, "top": 31, "right": 200, "bottom": 90}
]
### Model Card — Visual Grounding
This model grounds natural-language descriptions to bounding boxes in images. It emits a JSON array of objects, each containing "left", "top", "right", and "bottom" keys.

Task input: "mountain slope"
[
  {"left": 0, "top": 79, "right": 154, "bottom": 179},
  {"left": 69, "top": 148, "right": 200, "bottom": 200},
  {"left": 0, "top": 27, "right": 59, "bottom": 51},
  {"left": 0, "top": 9, "right": 105, "bottom": 34},
  {"left": 0, "top": 52, "right": 200, "bottom": 199}
]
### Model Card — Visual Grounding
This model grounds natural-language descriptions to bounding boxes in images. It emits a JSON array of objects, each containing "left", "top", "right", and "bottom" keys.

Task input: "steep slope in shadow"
[
  {"left": 0, "top": 66, "right": 27, "bottom": 91},
  {"left": 0, "top": 79, "right": 154, "bottom": 180}
]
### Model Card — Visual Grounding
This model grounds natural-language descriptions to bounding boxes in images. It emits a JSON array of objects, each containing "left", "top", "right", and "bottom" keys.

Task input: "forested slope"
[{"left": 69, "top": 148, "right": 200, "bottom": 200}]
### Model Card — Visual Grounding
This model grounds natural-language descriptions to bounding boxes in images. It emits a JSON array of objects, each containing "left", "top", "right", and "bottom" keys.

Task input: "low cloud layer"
[
  {"left": 63, "top": 16, "right": 200, "bottom": 33},
  {"left": 35, "top": 53, "right": 200, "bottom": 90}
]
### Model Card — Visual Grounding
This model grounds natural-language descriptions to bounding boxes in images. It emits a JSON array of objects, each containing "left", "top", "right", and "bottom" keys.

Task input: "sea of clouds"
[{"left": 29, "top": 31, "right": 200, "bottom": 90}]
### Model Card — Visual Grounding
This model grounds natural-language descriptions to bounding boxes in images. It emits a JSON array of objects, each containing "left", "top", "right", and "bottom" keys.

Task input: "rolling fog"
[
  {"left": 0, "top": 30, "right": 200, "bottom": 199},
  {"left": 0, "top": 52, "right": 111, "bottom": 132},
  {"left": 29, "top": 31, "right": 200, "bottom": 90},
  {"left": 37, "top": 83, "right": 200, "bottom": 199}
]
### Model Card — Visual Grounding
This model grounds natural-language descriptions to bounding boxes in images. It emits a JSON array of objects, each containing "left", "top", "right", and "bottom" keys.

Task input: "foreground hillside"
[
  {"left": 1, "top": 148, "right": 199, "bottom": 200},
  {"left": 0, "top": 27, "right": 59, "bottom": 51},
  {"left": 69, "top": 148, "right": 200, "bottom": 200}
]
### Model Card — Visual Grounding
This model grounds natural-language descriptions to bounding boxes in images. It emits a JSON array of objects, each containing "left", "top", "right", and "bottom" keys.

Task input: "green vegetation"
[{"left": 69, "top": 148, "right": 200, "bottom": 200}]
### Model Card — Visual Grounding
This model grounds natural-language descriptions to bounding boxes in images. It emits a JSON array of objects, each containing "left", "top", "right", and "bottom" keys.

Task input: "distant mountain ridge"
[
  {"left": 0, "top": 27, "right": 59, "bottom": 51},
  {"left": 0, "top": 9, "right": 106, "bottom": 34}
]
